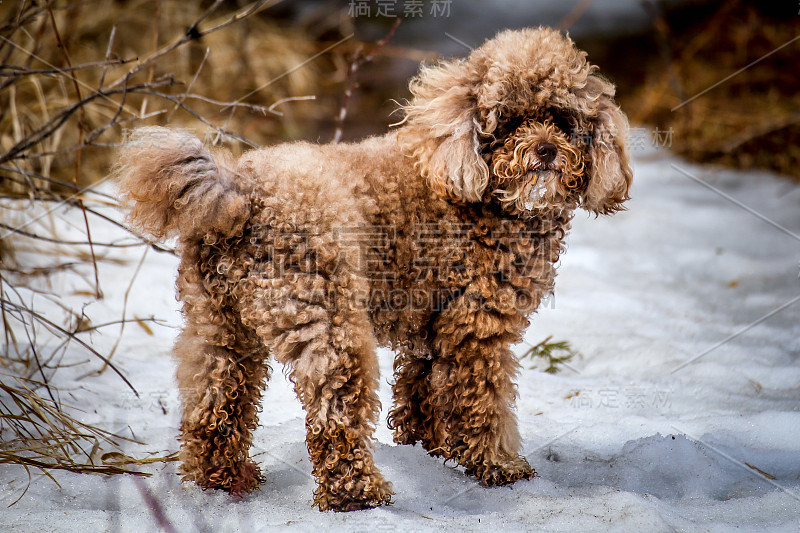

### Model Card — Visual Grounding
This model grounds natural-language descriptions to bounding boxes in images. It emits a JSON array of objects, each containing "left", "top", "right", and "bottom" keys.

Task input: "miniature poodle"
[{"left": 116, "top": 27, "right": 632, "bottom": 511}]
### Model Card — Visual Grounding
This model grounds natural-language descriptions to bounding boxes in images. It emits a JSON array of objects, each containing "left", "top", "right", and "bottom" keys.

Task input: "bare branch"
[{"left": 333, "top": 20, "right": 401, "bottom": 143}]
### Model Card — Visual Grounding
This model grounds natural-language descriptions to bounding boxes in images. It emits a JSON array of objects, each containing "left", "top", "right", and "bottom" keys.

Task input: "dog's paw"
[
  {"left": 315, "top": 475, "right": 394, "bottom": 512},
  {"left": 391, "top": 428, "right": 420, "bottom": 447},
  {"left": 469, "top": 455, "right": 536, "bottom": 486},
  {"left": 331, "top": 497, "right": 389, "bottom": 513},
  {"left": 194, "top": 460, "right": 264, "bottom": 497},
  {"left": 226, "top": 461, "right": 266, "bottom": 497}
]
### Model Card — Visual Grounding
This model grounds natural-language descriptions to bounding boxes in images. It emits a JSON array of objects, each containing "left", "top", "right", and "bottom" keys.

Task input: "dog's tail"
[{"left": 116, "top": 127, "right": 250, "bottom": 240}]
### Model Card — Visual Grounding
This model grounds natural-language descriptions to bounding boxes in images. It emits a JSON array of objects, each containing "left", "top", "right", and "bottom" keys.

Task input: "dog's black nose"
[{"left": 536, "top": 143, "right": 557, "bottom": 164}]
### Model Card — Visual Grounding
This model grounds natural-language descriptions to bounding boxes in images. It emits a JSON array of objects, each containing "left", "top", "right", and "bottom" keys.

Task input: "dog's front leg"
[{"left": 427, "top": 283, "right": 535, "bottom": 486}]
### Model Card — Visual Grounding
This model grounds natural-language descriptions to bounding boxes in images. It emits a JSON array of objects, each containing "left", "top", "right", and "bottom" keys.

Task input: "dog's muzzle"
[{"left": 523, "top": 170, "right": 556, "bottom": 210}]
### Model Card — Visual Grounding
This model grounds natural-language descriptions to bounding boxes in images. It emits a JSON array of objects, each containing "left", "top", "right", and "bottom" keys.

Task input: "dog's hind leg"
[
  {"left": 174, "top": 326, "right": 270, "bottom": 496},
  {"left": 239, "top": 261, "right": 393, "bottom": 511}
]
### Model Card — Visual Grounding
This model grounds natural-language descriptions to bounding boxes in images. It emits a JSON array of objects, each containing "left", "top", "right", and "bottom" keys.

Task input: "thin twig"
[
  {"left": 47, "top": 5, "right": 101, "bottom": 296},
  {"left": 266, "top": 95, "right": 316, "bottom": 117},
  {"left": 140, "top": 0, "right": 162, "bottom": 117},
  {"left": 0, "top": 167, "right": 118, "bottom": 200},
  {"left": 0, "top": 56, "right": 134, "bottom": 83},
  {"left": 165, "top": 47, "right": 209, "bottom": 122},
  {"left": 97, "top": 25, "right": 117, "bottom": 90},
  {"left": 102, "top": 246, "right": 150, "bottom": 374},
  {"left": 0, "top": 79, "right": 178, "bottom": 165},
  {"left": 557, "top": 0, "right": 595, "bottom": 30},
  {"left": 105, "top": 0, "right": 274, "bottom": 91},
  {"left": 332, "top": 19, "right": 401, "bottom": 143},
  {"left": 3, "top": 194, "right": 178, "bottom": 255},
  {"left": 0, "top": 222, "right": 153, "bottom": 248},
  {"left": 1, "top": 299, "right": 139, "bottom": 396}
]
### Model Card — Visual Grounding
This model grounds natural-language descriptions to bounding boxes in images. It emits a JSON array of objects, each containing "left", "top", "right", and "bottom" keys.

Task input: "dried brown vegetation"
[{"left": 613, "top": 0, "right": 800, "bottom": 179}]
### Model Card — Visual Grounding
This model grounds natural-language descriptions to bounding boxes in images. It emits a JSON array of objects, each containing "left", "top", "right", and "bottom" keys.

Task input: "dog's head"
[{"left": 399, "top": 27, "right": 632, "bottom": 216}]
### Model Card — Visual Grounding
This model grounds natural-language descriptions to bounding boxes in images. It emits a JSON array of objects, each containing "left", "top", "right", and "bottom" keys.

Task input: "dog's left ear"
[
  {"left": 582, "top": 96, "right": 633, "bottom": 215},
  {"left": 399, "top": 60, "right": 489, "bottom": 203}
]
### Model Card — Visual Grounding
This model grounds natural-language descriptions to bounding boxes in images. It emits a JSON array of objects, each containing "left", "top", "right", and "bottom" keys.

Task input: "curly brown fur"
[
  {"left": 116, "top": 27, "right": 632, "bottom": 511},
  {"left": 116, "top": 127, "right": 251, "bottom": 240}
]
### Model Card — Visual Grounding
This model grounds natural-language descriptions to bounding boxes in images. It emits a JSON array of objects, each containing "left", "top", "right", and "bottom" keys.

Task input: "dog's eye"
[
  {"left": 497, "top": 116, "right": 524, "bottom": 137},
  {"left": 482, "top": 116, "right": 525, "bottom": 153},
  {"left": 546, "top": 109, "right": 573, "bottom": 134}
]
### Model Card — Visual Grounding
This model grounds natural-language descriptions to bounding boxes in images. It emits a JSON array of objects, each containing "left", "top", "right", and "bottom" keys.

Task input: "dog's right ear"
[{"left": 399, "top": 60, "right": 489, "bottom": 203}]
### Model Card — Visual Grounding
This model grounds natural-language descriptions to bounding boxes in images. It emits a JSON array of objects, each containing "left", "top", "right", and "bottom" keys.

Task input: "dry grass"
[
  {"left": 0, "top": 0, "right": 324, "bottom": 192},
  {"left": 619, "top": 0, "right": 800, "bottom": 179},
  {"left": 0, "top": 375, "right": 155, "bottom": 505}
]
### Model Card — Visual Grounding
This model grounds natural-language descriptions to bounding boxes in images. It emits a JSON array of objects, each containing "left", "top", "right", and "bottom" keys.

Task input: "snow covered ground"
[{"left": 2, "top": 144, "right": 800, "bottom": 532}]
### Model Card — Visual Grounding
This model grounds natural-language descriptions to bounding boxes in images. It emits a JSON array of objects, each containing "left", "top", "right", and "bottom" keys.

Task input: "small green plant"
[{"left": 522, "top": 336, "right": 580, "bottom": 374}]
